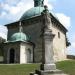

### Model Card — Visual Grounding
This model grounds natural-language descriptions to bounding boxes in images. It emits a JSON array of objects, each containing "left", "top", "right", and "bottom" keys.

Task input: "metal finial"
[
  {"left": 19, "top": 21, "right": 23, "bottom": 32},
  {"left": 34, "top": 0, "right": 44, "bottom": 7}
]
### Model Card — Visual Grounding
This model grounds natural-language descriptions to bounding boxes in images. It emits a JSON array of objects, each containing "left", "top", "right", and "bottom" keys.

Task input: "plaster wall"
[
  {"left": 7, "top": 19, "right": 67, "bottom": 62},
  {"left": 51, "top": 25, "right": 67, "bottom": 61},
  {"left": 3, "top": 43, "right": 20, "bottom": 63},
  {"left": 20, "top": 43, "right": 33, "bottom": 64},
  {"left": 22, "top": 23, "right": 42, "bottom": 62}
]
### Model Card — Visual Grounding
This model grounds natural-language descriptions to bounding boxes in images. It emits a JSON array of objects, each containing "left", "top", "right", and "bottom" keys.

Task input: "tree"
[
  {"left": 66, "top": 37, "right": 71, "bottom": 47},
  {"left": 0, "top": 37, "right": 6, "bottom": 43},
  {"left": 0, "top": 37, "right": 6, "bottom": 56}
]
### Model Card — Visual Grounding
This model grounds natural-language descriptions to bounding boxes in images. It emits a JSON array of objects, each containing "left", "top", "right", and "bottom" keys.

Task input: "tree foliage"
[
  {"left": 0, "top": 37, "right": 5, "bottom": 56},
  {"left": 66, "top": 37, "right": 71, "bottom": 47},
  {"left": 0, "top": 37, "right": 6, "bottom": 43}
]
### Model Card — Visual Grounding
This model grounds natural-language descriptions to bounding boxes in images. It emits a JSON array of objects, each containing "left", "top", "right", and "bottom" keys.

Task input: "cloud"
[
  {"left": 44, "top": 0, "right": 53, "bottom": 10},
  {"left": 0, "top": 0, "right": 71, "bottom": 39},
  {"left": 5, "top": 0, "right": 20, "bottom": 5},
  {"left": 66, "top": 35, "right": 75, "bottom": 55},
  {"left": 0, "top": 25, "right": 7, "bottom": 39},
  {"left": 56, "top": 13, "right": 71, "bottom": 28},
  {"left": 71, "top": 36, "right": 75, "bottom": 48},
  {"left": 67, "top": 46, "right": 73, "bottom": 55},
  {"left": 0, "top": 11, "right": 7, "bottom": 18},
  {"left": 67, "top": 43, "right": 75, "bottom": 55},
  {"left": 1, "top": 0, "right": 70, "bottom": 28},
  {"left": 72, "top": 42, "right": 75, "bottom": 48},
  {"left": 0, "top": 0, "right": 34, "bottom": 22},
  {"left": 0, "top": 0, "right": 53, "bottom": 23},
  {"left": 0, "top": 0, "right": 34, "bottom": 39}
]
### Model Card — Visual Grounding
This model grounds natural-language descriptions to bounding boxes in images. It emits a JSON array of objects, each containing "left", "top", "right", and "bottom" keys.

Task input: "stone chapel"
[{"left": 2, "top": 0, "right": 69, "bottom": 64}]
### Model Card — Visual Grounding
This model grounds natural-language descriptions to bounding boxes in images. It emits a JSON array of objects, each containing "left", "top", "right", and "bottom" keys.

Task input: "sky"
[{"left": 0, "top": 0, "right": 75, "bottom": 55}]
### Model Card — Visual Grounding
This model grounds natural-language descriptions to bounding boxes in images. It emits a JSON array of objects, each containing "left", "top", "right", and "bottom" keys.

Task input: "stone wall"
[
  {"left": 7, "top": 27, "right": 18, "bottom": 40},
  {"left": 20, "top": 43, "right": 33, "bottom": 64},
  {"left": 22, "top": 22, "right": 42, "bottom": 62},
  {"left": 7, "top": 17, "right": 67, "bottom": 62},
  {"left": 7, "top": 22, "right": 43, "bottom": 63},
  {"left": 51, "top": 24, "right": 67, "bottom": 61},
  {"left": 3, "top": 42, "right": 20, "bottom": 63}
]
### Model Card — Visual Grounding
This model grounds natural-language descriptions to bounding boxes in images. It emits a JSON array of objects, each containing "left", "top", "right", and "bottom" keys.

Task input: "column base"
[
  {"left": 40, "top": 64, "right": 56, "bottom": 70},
  {"left": 35, "top": 69, "right": 69, "bottom": 75}
]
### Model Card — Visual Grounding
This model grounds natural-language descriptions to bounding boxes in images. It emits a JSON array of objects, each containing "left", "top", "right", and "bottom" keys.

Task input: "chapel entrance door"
[
  {"left": 27, "top": 49, "right": 31, "bottom": 63},
  {"left": 9, "top": 49, "right": 15, "bottom": 63}
]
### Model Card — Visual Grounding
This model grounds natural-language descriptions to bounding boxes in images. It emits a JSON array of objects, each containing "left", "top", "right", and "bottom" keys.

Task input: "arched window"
[
  {"left": 9, "top": 48, "right": 15, "bottom": 63},
  {"left": 58, "top": 32, "right": 60, "bottom": 38},
  {"left": 27, "top": 48, "right": 31, "bottom": 63}
]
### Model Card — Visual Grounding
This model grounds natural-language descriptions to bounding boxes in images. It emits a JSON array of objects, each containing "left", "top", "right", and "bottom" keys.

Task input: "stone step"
[
  {"left": 34, "top": 70, "right": 69, "bottom": 75},
  {"left": 30, "top": 72, "right": 38, "bottom": 75}
]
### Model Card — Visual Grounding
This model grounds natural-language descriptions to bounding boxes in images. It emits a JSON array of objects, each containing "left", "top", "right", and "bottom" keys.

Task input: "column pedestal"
[
  {"left": 40, "top": 64, "right": 56, "bottom": 71},
  {"left": 29, "top": 29, "right": 68, "bottom": 75},
  {"left": 41, "top": 28, "right": 56, "bottom": 71},
  {"left": 30, "top": 6, "right": 69, "bottom": 75},
  {"left": 34, "top": 69, "right": 68, "bottom": 75}
]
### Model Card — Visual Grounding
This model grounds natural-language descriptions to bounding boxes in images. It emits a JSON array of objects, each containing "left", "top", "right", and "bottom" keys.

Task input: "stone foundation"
[{"left": 30, "top": 69, "right": 69, "bottom": 75}]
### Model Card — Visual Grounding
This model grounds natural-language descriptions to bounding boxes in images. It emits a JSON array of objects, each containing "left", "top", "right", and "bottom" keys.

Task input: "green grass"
[
  {"left": 0, "top": 64, "right": 40, "bottom": 75},
  {"left": 0, "top": 60, "right": 75, "bottom": 75},
  {"left": 56, "top": 60, "right": 75, "bottom": 75}
]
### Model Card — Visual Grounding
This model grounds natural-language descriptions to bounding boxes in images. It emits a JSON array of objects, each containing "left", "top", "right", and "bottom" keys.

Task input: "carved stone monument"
[
  {"left": 30, "top": 6, "right": 68, "bottom": 75},
  {"left": 40, "top": 5, "right": 56, "bottom": 71}
]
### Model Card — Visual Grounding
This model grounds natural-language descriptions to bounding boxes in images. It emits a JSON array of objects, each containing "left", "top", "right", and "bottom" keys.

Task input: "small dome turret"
[
  {"left": 8, "top": 21, "right": 31, "bottom": 42},
  {"left": 8, "top": 32, "right": 30, "bottom": 42}
]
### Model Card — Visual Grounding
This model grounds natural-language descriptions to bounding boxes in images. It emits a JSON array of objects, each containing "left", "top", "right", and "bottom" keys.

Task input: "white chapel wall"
[{"left": 51, "top": 24, "right": 67, "bottom": 61}]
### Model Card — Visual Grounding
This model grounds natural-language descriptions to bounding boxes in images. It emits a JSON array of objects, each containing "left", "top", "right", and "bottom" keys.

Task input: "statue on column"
[
  {"left": 40, "top": 5, "right": 56, "bottom": 71},
  {"left": 41, "top": 5, "right": 52, "bottom": 30}
]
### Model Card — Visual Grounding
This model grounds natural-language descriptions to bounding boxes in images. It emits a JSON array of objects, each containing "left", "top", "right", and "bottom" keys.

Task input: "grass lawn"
[
  {"left": 0, "top": 60, "right": 75, "bottom": 75},
  {"left": 0, "top": 64, "right": 40, "bottom": 75},
  {"left": 56, "top": 60, "right": 75, "bottom": 75}
]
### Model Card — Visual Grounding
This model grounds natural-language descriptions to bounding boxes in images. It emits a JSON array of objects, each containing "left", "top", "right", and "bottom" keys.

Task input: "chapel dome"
[
  {"left": 8, "top": 32, "right": 30, "bottom": 42},
  {"left": 20, "top": 6, "right": 44, "bottom": 21}
]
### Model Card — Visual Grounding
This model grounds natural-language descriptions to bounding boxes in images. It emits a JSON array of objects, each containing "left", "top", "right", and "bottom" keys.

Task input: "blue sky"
[
  {"left": 52, "top": 0, "right": 75, "bottom": 55},
  {"left": 0, "top": 0, "right": 75, "bottom": 55}
]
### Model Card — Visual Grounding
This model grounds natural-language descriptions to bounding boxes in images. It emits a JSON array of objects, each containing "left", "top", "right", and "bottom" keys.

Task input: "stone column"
[
  {"left": 41, "top": 28, "right": 56, "bottom": 71},
  {"left": 29, "top": 5, "right": 68, "bottom": 75},
  {"left": 40, "top": 5, "right": 56, "bottom": 71}
]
